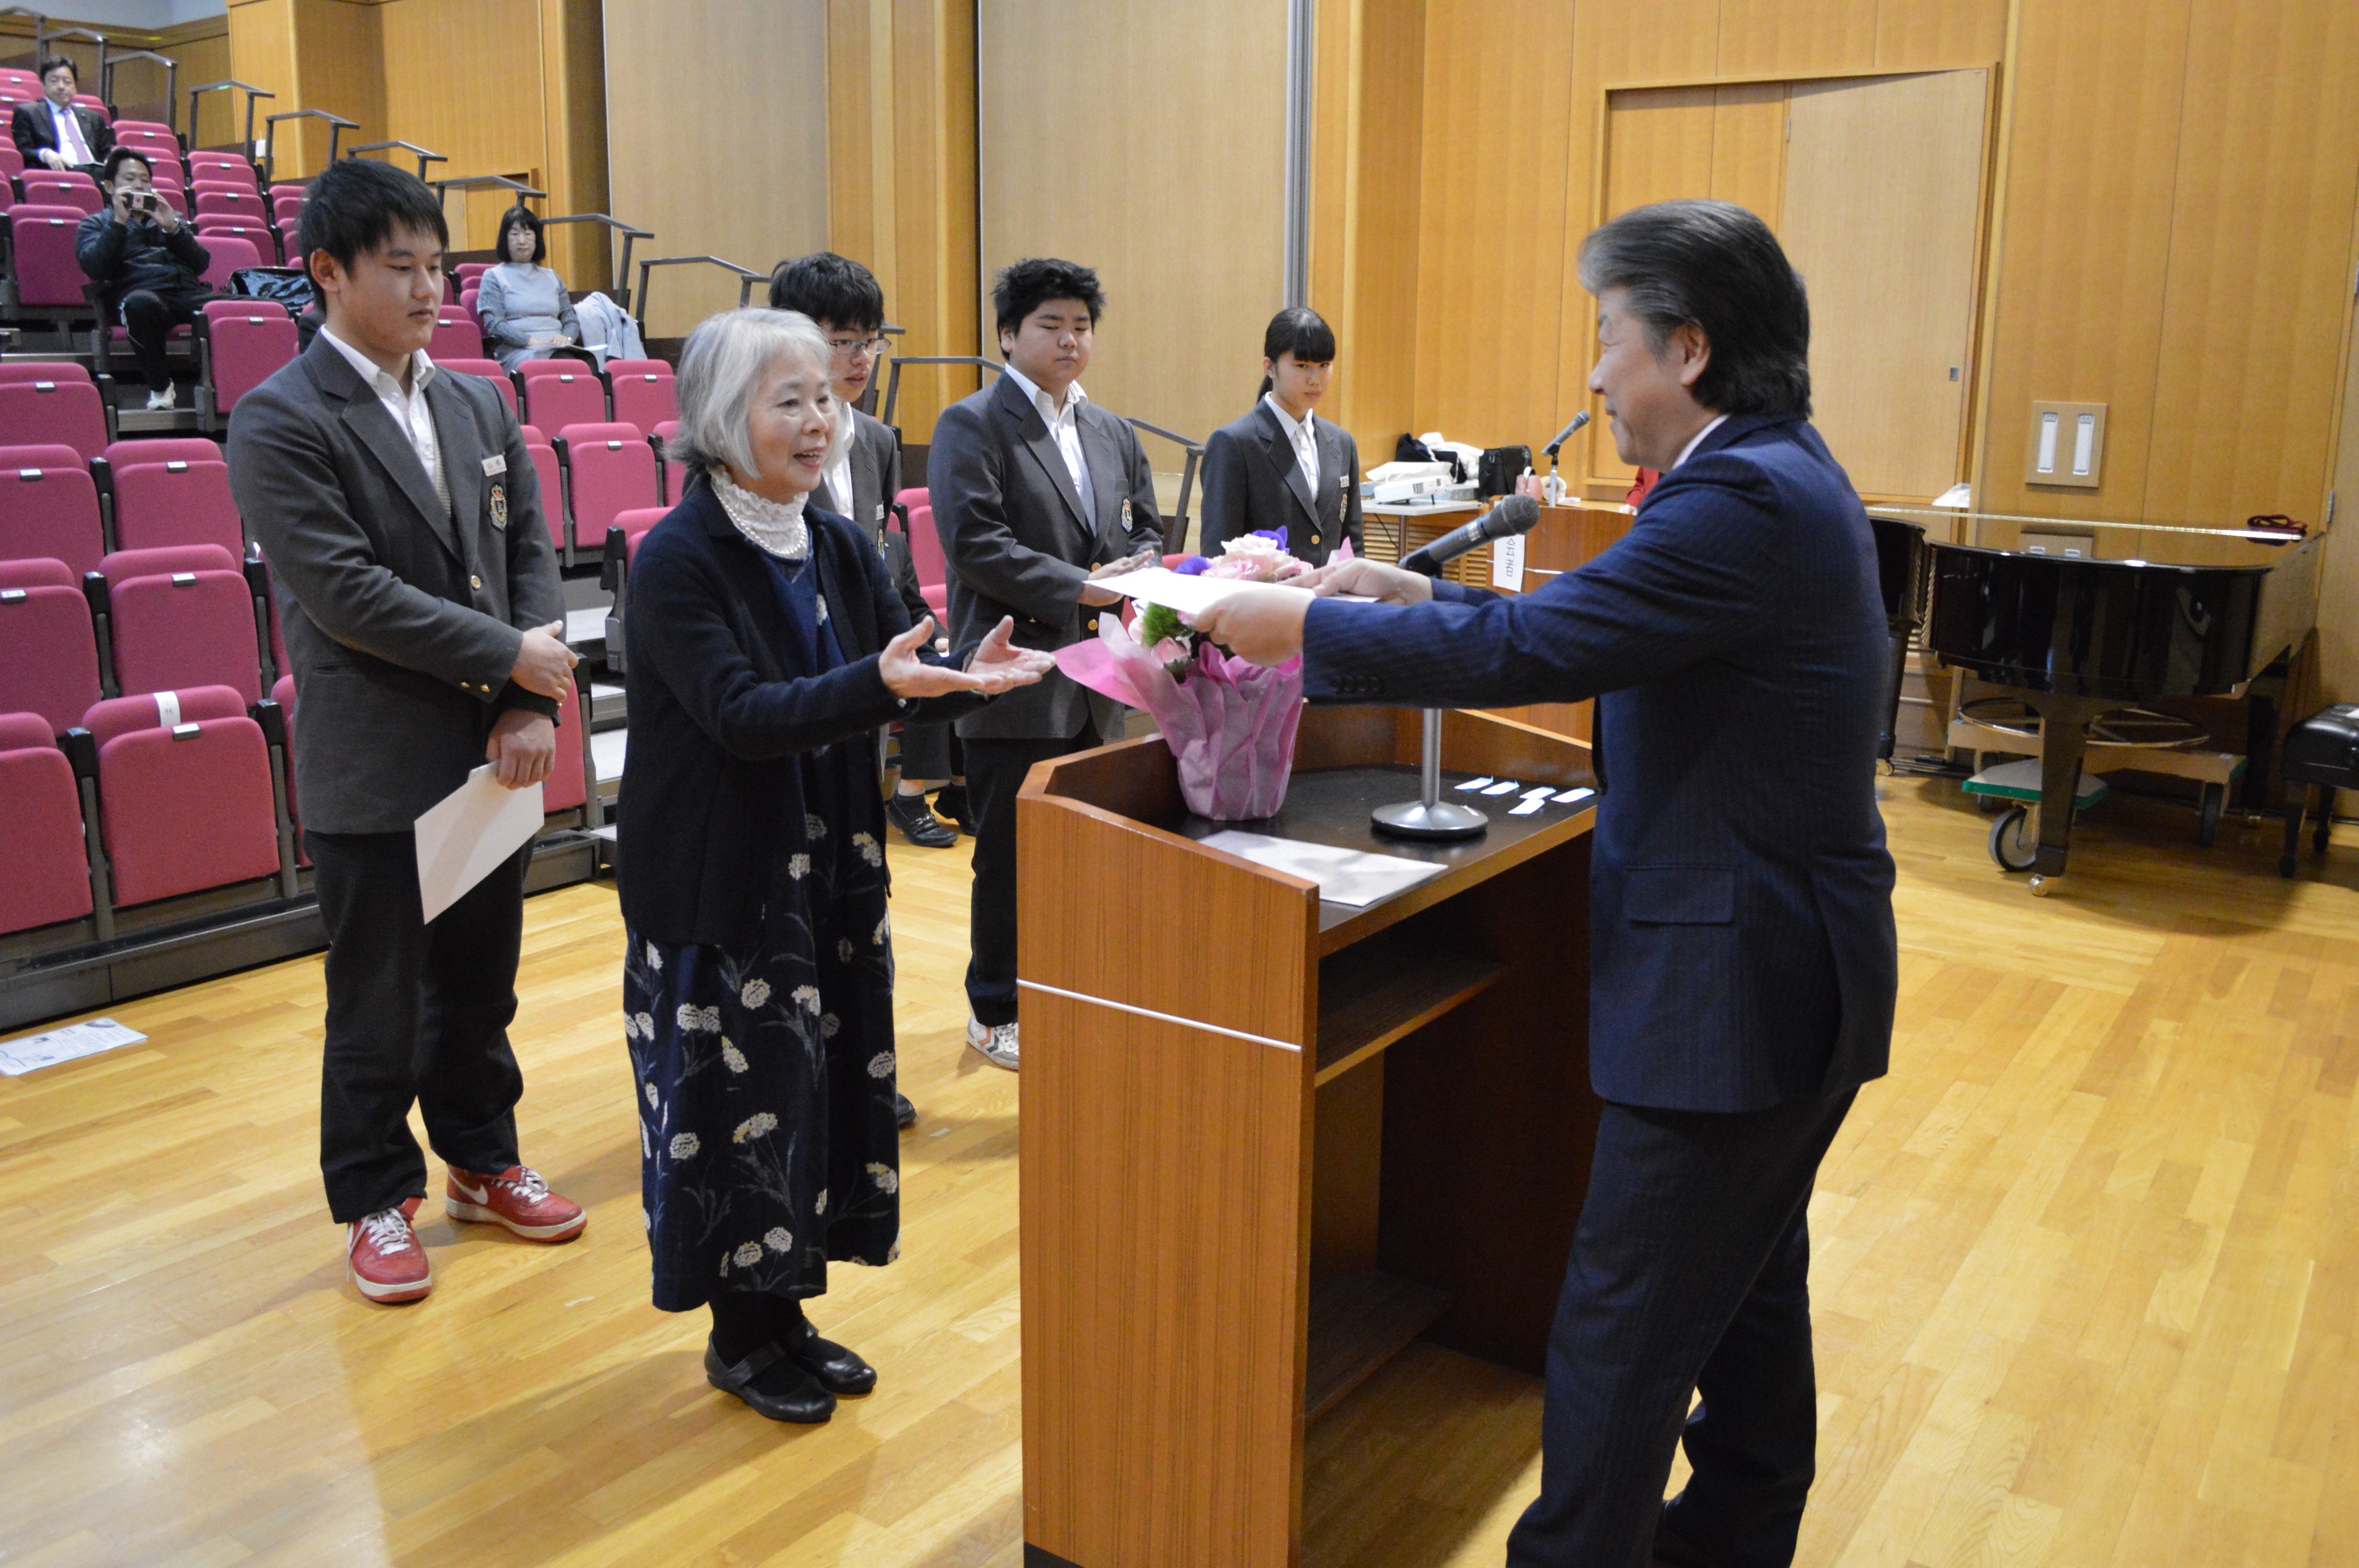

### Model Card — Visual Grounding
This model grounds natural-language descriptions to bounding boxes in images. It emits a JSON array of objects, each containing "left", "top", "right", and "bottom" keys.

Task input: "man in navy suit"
[{"left": 1195, "top": 200, "right": 1897, "bottom": 1568}]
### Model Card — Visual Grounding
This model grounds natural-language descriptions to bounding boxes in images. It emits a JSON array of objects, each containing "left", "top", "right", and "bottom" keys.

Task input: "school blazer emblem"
[{"left": 489, "top": 482, "right": 508, "bottom": 528}]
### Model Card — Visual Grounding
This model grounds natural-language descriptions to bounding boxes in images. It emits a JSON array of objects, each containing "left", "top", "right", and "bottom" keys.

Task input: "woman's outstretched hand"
[{"left": 879, "top": 615, "right": 1053, "bottom": 699}]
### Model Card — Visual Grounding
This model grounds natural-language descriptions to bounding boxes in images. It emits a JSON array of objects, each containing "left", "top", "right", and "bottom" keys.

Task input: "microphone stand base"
[{"left": 1371, "top": 799, "right": 1489, "bottom": 840}]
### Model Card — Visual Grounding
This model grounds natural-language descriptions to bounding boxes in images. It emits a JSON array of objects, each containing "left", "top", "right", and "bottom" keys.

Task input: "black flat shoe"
[
  {"left": 933, "top": 782, "right": 975, "bottom": 835},
  {"left": 887, "top": 791, "right": 958, "bottom": 848},
  {"left": 783, "top": 1318, "right": 877, "bottom": 1398},
  {"left": 895, "top": 1091, "right": 918, "bottom": 1129},
  {"left": 705, "top": 1335, "right": 835, "bottom": 1423}
]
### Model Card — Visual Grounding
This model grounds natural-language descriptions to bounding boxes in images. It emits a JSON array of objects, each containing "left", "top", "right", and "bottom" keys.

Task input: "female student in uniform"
[{"left": 1197, "top": 306, "right": 1363, "bottom": 567}]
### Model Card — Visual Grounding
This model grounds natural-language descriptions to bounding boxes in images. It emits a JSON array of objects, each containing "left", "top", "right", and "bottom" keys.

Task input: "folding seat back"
[
  {"left": 270, "top": 671, "right": 308, "bottom": 863},
  {"left": 79, "top": 684, "right": 280, "bottom": 907},
  {"left": 113, "top": 118, "right": 173, "bottom": 139},
  {"left": 100, "top": 543, "right": 264, "bottom": 704},
  {"left": 9, "top": 206, "right": 96, "bottom": 308},
  {"left": 605, "top": 359, "right": 678, "bottom": 431},
  {"left": 556, "top": 423, "right": 658, "bottom": 555},
  {"left": 271, "top": 193, "right": 304, "bottom": 230},
  {"left": 436, "top": 358, "right": 517, "bottom": 417},
  {"left": 0, "top": 364, "right": 111, "bottom": 461},
  {"left": 0, "top": 143, "right": 20, "bottom": 180},
  {"left": 519, "top": 425, "right": 564, "bottom": 556},
  {"left": 71, "top": 94, "right": 109, "bottom": 122},
  {"left": 428, "top": 313, "right": 484, "bottom": 362},
  {"left": 196, "top": 234, "right": 262, "bottom": 293},
  {"left": 192, "top": 188, "right": 264, "bottom": 222},
  {"left": 194, "top": 218, "right": 276, "bottom": 263},
  {"left": 111, "top": 459, "right": 242, "bottom": 555},
  {"left": 0, "top": 709, "right": 91, "bottom": 934},
  {"left": 21, "top": 174, "right": 100, "bottom": 214},
  {"left": 268, "top": 182, "right": 308, "bottom": 204},
  {"left": 0, "top": 67, "right": 38, "bottom": 96},
  {"left": 545, "top": 687, "right": 587, "bottom": 815},
  {"left": 187, "top": 157, "right": 259, "bottom": 192},
  {"left": 0, "top": 452, "right": 104, "bottom": 573},
  {"left": 199, "top": 299, "right": 297, "bottom": 428},
  {"left": 598, "top": 506, "right": 669, "bottom": 674},
  {"left": 0, "top": 557, "right": 101, "bottom": 734},
  {"left": 454, "top": 262, "right": 493, "bottom": 290},
  {"left": 652, "top": 419, "right": 686, "bottom": 503},
  {"left": 896, "top": 487, "right": 946, "bottom": 595},
  {"left": 517, "top": 363, "right": 605, "bottom": 431},
  {"left": 102, "top": 436, "right": 219, "bottom": 468},
  {"left": 458, "top": 285, "right": 482, "bottom": 325}
]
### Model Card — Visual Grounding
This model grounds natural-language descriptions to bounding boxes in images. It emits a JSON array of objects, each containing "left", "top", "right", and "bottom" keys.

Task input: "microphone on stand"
[
  {"left": 1400, "top": 493, "right": 1542, "bottom": 577},
  {"left": 1542, "top": 409, "right": 1591, "bottom": 459}
]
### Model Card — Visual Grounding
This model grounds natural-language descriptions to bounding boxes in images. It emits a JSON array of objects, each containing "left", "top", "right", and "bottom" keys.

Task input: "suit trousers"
[
  {"left": 120, "top": 286, "right": 212, "bottom": 392},
  {"left": 306, "top": 827, "right": 532, "bottom": 1223},
  {"left": 961, "top": 723, "right": 1097, "bottom": 1026},
  {"left": 1505, "top": 1086, "right": 1858, "bottom": 1568}
]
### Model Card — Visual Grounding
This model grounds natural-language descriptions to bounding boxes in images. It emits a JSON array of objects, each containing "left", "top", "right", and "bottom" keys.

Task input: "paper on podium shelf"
[
  {"left": 415, "top": 764, "right": 544, "bottom": 923},
  {"left": 1200, "top": 831, "right": 1446, "bottom": 908}
]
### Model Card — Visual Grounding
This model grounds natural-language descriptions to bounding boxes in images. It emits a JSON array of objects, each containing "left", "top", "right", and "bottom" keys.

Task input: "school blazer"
[{"left": 1198, "top": 399, "right": 1362, "bottom": 566}]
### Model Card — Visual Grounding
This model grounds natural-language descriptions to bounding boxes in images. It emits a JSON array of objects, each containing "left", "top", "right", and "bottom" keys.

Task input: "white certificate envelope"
[
  {"left": 1090, "top": 567, "right": 1373, "bottom": 616},
  {"left": 415, "top": 764, "right": 544, "bottom": 923}
]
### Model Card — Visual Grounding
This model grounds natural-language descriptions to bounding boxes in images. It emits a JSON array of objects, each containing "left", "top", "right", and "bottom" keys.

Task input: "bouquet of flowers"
[{"left": 1057, "top": 531, "right": 1345, "bottom": 821}]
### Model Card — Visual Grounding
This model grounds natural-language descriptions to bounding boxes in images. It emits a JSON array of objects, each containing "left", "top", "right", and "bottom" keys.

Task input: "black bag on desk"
[{"left": 1478, "top": 444, "right": 1532, "bottom": 498}]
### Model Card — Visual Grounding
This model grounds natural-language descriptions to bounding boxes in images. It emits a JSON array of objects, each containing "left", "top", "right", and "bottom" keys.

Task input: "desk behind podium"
[{"left": 1017, "top": 706, "right": 1602, "bottom": 1567}]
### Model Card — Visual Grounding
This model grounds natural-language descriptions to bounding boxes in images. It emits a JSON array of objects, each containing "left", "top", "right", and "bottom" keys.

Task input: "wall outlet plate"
[{"left": 2027, "top": 401, "right": 2106, "bottom": 488}]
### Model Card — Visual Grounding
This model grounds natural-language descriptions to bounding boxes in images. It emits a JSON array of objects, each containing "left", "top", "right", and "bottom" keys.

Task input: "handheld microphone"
[
  {"left": 1400, "top": 493, "right": 1541, "bottom": 577},
  {"left": 1542, "top": 410, "right": 1591, "bottom": 459}
]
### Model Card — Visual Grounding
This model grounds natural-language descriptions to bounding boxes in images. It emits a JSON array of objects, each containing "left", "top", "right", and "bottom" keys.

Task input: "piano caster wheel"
[
  {"left": 2197, "top": 782, "right": 2225, "bottom": 848},
  {"left": 2029, "top": 873, "right": 2058, "bottom": 897},
  {"left": 1989, "top": 806, "right": 2039, "bottom": 873}
]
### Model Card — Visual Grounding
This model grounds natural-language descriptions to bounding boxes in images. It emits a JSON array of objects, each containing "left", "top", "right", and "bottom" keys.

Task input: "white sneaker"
[
  {"left": 144, "top": 385, "right": 176, "bottom": 411},
  {"left": 966, "top": 1014, "right": 1018, "bottom": 1071}
]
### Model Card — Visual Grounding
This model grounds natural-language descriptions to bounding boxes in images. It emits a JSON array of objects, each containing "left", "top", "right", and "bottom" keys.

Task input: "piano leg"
[
  {"left": 1877, "top": 626, "right": 1910, "bottom": 762},
  {"left": 2028, "top": 694, "right": 2107, "bottom": 890}
]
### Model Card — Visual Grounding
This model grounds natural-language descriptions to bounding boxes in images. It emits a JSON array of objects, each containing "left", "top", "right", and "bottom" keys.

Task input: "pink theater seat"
[
  {"left": 268, "top": 182, "right": 307, "bottom": 204},
  {"left": 192, "top": 188, "right": 264, "bottom": 223},
  {"left": 79, "top": 684, "right": 281, "bottom": 907},
  {"left": 0, "top": 709, "right": 91, "bottom": 933},
  {"left": 545, "top": 686, "right": 587, "bottom": 816},
  {"left": 0, "top": 366, "right": 111, "bottom": 463},
  {"left": 71, "top": 94, "right": 109, "bottom": 122},
  {"left": 0, "top": 450, "right": 105, "bottom": 574},
  {"left": 437, "top": 358, "right": 518, "bottom": 417},
  {"left": 102, "top": 436, "right": 221, "bottom": 469},
  {"left": 516, "top": 362, "right": 605, "bottom": 431},
  {"left": 651, "top": 420, "right": 685, "bottom": 503},
  {"left": 605, "top": 359, "right": 677, "bottom": 431},
  {"left": 428, "top": 313, "right": 484, "bottom": 362},
  {"left": 272, "top": 194, "right": 304, "bottom": 232},
  {"left": 0, "top": 144, "right": 20, "bottom": 180},
  {"left": 555, "top": 422, "right": 658, "bottom": 557},
  {"left": 194, "top": 218, "right": 278, "bottom": 264},
  {"left": 599, "top": 507, "right": 669, "bottom": 674},
  {"left": 9, "top": 206, "right": 99, "bottom": 312},
  {"left": 518, "top": 425, "right": 564, "bottom": 556},
  {"left": 453, "top": 262, "right": 493, "bottom": 290},
  {"left": 111, "top": 459, "right": 242, "bottom": 555},
  {"left": 188, "top": 161, "right": 259, "bottom": 197},
  {"left": 896, "top": 487, "right": 946, "bottom": 595},
  {"left": 0, "top": 67, "right": 36, "bottom": 96},
  {"left": 199, "top": 299, "right": 297, "bottom": 431},
  {"left": 270, "top": 671, "right": 308, "bottom": 863},
  {"left": 20, "top": 173, "right": 100, "bottom": 214},
  {"left": 99, "top": 543, "right": 265, "bottom": 705},
  {"left": 0, "top": 557, "right": 102, "bottom": 735},
  {"left": 195, "top": 234, "right": 262, "bottom": 293}
]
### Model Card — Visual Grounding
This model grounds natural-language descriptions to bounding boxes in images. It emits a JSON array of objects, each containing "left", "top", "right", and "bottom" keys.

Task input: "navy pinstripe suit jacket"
[{"left": 1302, "top": 413, "right": 1897, "bottom": 1112}]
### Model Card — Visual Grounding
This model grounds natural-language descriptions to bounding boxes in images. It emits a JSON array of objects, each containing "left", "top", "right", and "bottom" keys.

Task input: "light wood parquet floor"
[{"left": 4, "top": 778, "right": 2358, "bottom": 1566}]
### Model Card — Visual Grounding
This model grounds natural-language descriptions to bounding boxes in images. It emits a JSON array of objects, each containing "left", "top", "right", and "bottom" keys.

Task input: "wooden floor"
[{"left": 4, "top": 778, "right": 2358, "bottom": 1566}]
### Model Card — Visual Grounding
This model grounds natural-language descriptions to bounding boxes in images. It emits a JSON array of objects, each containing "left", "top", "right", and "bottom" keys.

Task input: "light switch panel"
[{"left": 2027, "top": 401, "right": 2106, "bottom": 488}]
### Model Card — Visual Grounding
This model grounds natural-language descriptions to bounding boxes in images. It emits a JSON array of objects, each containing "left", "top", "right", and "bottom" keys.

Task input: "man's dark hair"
[
  {"left": 1577, "top": 199, "right": 1810, "bottom": 418},
  {"left": 38, "top": 56, "right": 76, "bottom": 85},
  {"left": 100, "top": 147, "right": 152, "bottom": 187},
  {"left": 992, "top": 257, "right": 1103, "bottom": 342},
  {"left": 296, "top": 157, "right": 450, "bottom": 293},
  {"left": 769, "top": 250, "right": 884, "bottom": 332},
  {"left": 496, "top": 204, "right": 545, "bottom": 266}
]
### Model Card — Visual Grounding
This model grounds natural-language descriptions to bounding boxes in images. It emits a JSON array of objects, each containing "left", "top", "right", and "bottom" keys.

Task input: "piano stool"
[{"left": 2279, "top": 704, "right": 2359, "bottom": 878}]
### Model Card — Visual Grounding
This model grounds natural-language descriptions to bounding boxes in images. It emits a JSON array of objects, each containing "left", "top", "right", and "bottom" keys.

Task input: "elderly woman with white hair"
[{"left": 615, "top": 308, "right": 1050, "bottom": 1424}]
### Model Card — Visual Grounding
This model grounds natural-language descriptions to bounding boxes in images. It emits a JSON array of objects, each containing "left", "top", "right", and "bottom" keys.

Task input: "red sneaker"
[
  {"left": 445, "top": 1164, "right": 586, "bottom": 1242},
  {"left": 347, "top": 1197, "right": 431, "bottom": 1303}
]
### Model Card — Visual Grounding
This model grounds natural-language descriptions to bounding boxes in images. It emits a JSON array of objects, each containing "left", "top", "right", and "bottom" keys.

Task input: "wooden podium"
[{"left": 1017, "top": 706, "right": 1604, "bottom": 1567}]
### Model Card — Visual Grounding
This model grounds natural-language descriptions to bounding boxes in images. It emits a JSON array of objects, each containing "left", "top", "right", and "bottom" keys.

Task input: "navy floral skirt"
[{"left": 622, "top": 846, "right": 900, "bottom": 1310}]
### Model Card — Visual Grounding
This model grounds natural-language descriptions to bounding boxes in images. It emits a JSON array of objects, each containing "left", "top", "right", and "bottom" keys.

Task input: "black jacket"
[
  {"left": 76, "top": 209, "right": 209, "bottom": 307},
  {"left": 12, "top": 100, "right": 112, "bottom": 167},
  {"left": 615, "top": 478, "right": 983, "bottom": 945},
  {"left": 1199, "top": 398, "right": 1363, "bottom": 566}
]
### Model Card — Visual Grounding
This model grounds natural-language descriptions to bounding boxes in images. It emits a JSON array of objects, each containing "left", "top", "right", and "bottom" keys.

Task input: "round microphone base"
[{"left": 1371, "top": 798, "right": 1490, "bottom": 840}]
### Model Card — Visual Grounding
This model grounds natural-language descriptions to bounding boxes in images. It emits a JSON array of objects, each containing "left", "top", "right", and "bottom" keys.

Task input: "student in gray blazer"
[
  {"left": 931, "top": 258, "right": 1163, "bottom": 1068},
  {"left": 1198, "top": 306, "right": 1364, "bottom": 568},
  {"left": 230, "top": 159, "right": 589, "bottom": 1307}
]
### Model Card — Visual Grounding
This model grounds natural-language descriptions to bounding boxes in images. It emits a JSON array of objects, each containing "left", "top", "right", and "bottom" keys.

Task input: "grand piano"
[{"left": 1921, "top": 523, "right": 2322, "bottom": 890}]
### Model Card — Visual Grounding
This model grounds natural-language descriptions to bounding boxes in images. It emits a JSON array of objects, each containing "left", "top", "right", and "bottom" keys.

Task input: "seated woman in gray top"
[{"left": 476, "top": 206, "right": 583, "bottom": 371}]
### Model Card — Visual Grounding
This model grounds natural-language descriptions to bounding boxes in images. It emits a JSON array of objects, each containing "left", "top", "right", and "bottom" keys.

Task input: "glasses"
[{"left": 828, "top": 335, "right": 888, "bottom": 360}]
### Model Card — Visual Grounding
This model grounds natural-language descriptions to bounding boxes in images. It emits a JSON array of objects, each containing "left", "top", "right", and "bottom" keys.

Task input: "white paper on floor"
[{"left": 0, "top": 1017, "right": 148, "bottom": 1076}]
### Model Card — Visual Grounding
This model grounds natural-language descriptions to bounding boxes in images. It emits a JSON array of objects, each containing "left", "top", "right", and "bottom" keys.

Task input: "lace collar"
[{"left": 712, "top": 471, "right": 810, "bottom": 560}]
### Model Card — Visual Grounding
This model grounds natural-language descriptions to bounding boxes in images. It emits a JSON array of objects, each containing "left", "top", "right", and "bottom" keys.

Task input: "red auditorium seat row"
[
  {"left": 0, "top": 709, "right": 93, "bottom": 936},
  {"left": 897, "top": 486, "right": 949, "bottom": 616}
]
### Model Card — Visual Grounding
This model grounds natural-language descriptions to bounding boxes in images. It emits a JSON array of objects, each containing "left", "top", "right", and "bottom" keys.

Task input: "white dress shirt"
[
  {"left": 1002, "top": 361, "right": 1094, "bottom": 519},
  {"left": 48, "top": 100, "right": 91, "bottom": 166},
  {"left": 1672, "top": 413, "right": 1730, "bottom": 471},
  {"left": 1263, "top": 392, "right": 1320, "bottom": 497},
  {"left": 821, "top": 397, "right": 856, "bottom": 522},
  {"left": 320, "top": 325, "right": 448, "bottom": 516}
]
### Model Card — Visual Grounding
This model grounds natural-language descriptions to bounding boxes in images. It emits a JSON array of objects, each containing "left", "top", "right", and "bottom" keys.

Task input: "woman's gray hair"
[{"left": 669, "top": 307, "right": 842, "bottom": 481}]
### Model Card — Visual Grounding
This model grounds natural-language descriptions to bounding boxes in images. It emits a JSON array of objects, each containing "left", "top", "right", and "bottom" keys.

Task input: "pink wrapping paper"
[{"left": 1051, "top": 614, "right": 1304, "bottom": 820}]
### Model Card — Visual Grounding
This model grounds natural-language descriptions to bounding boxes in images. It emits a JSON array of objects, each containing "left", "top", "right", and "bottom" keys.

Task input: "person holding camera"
[{"left": 77, "top": 148, "right": 212, "bottom": 412}]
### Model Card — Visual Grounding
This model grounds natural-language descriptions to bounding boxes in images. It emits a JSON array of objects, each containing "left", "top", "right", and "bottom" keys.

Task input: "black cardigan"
[{"left": 615, "top": 479, "right": 982, "bottom": 944}]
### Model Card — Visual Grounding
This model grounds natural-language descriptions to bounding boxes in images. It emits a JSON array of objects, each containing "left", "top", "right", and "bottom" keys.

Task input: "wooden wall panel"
[
  {"left": 2137, "top": 0, "right": 2359, "bottom": 527},
  {"left": 978, "top": 0, "right": 1289, "bottom": 454},
  {"left": 604, "top": 0, "right": 829, "bottom": 339},
  {"left": 1707, "top": 82, "right": 1788, "bottom": 212},
  {"left": 287, "top": 0, "right": 383, "bottom": 177},
  {"left": 537, "top": 0, "right": 610, "bottom": 289},
  {"left": 2319, "top": 295, "right": 2359, "bottom": 704},
  {"left": 1715, "top": 0, "right": 1878, "bottom": 78},
  {"left": 379, "top": 0, "right": 542, "bottom": 248},
  {"left": 225, "top": 0, "right": 299, "bottom": 153},
  {"left": 1408, "top": 1, "right": 1578, "bottom": 453},
  {"left": 1872, "top": 0, "right": 2008, "bottom": 70}
]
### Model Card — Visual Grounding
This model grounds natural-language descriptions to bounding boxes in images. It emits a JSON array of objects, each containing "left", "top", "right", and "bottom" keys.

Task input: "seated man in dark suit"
[
  {"left": 1194, "top": 199, "right": 1899, "bottom": 1568},
  {"left": 76, "top": 148, "right": 211, "bottom": 412},
  {"left": 932, "top": 257, "right": 1162, "bottom": 1070},
  {"left": 12, "top": 55, "right": 112, "bottom": 175}
]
